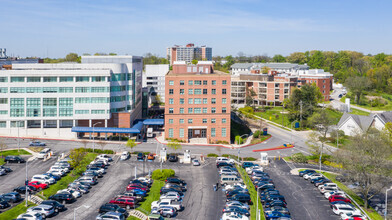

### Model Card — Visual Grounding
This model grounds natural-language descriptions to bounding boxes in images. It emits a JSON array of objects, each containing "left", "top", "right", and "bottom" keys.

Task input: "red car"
[
  {"left": 109, "top": 196, "right": 136, "bottom": 209},
  {"left": 126, "top": 184, "right": 148, "bottom": 191},
  {"left": 28, "top": 181, "right": 48, "bottom": 190},
  {"left": 329, "top": 195, "right": 351, "bottom": 203}
]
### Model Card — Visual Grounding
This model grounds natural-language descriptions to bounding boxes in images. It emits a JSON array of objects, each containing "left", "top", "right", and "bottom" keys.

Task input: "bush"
[
  {"left": 222, "top": 154, "right": 237, "bottom": 159},
  {"left": 207, "top": 153, "right": 219, "bottom": 157},
  {"left": 253, "top": 130, "right": 261, "bottom": 138},
  {"left": 243, "top": 157, "right": 257, "bottom": 161},
  {"left": 215, "top": 140, "right": 229, "bottom": 144},
  {"left": 151, "top": 169, "right": 175, "bottom": 181},
  {"left": 291, "top": 153, "right": 308, "bottom": 163},
  {"left": 235, "top": 136, "right": 244, "bottom": 145},
  {"left": 78, "top": 148, "right": 114, "bottom": 154}
]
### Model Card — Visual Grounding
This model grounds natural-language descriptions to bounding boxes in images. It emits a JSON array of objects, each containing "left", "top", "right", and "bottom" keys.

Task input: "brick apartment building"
[
  {"left": 165, "top": 61, "right": 231, "bottom": 144},
  {"left": 166, "top": 43, "right": 212, "bottom": 65}
]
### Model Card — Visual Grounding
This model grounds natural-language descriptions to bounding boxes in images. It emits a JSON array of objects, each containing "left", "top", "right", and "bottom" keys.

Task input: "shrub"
[
  {"left": 253, "top": 130, "right": 261, "bottom": 138},
  {"left": 215, "top": 140, "right": 229, "bottom": 144},
  {"left": 243, "top": 157, "right": 257, "bottom": 161},
  {"left": 235, "top": 136, "right": 244, "bottom": 145},
  {"left": 291, "top": 153, "right": 308, "bottom": 163},
  {"left": 151, "top": 169, "right": 175, "bottom": 181},
  {"left": 222, "top": 154, "right": 237, "bottom": 159},
  {"left": 207, "top": 153, "right": 219, "bottom": 157},
  {"left": 78, "top": 148, "right": 114, "bottom": 154}
]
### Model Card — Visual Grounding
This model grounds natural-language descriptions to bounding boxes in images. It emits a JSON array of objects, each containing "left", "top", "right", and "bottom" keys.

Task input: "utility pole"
[
  {"left": 299, "top": 100, "right": 303, "bottom": 128},
  {"left": 282, "top": 104, "right": 284, "bottom": 127},
  {"left": 25, "top": 160, "right": 28, "bottom": 207}
]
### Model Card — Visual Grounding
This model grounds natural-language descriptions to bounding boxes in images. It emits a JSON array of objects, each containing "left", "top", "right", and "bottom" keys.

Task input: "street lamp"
[
  {"left": 237, "top": 134, "right": 248, "bottom": 162},
  {"left": 25, "top": 160, "right": 28, "bottom": 207},
  {"left": 385, "top": 187, "right": 392, "bottom": 220},
  {"left": 256, "top": 186, "right": 261, "bottom": 220},
  {"left": 74, "top": 205, "right": 90, "bottom": 220},
  {"left": 92, "top": 122, "right": 102, "bottom": 153}
]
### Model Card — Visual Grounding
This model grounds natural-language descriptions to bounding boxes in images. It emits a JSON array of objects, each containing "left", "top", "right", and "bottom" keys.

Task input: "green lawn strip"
[
  {"left": 320, "top": 172, "right": 382, "bottom": 220},
  {"left": 0, "top": 158, "right": 4, "bottom": 165},
  {"left": 127, "top": 180, "right": 165, "bottom": 220},
  {"left": 237, "top": 165, "right": 265, "bottom": 220},
  {"left": 350, "top": 108, "right": 370, "bottom": 116},
  {"left": 40, "top": 153, "right": 97, "bottom": 199},
  {"left": 0, "top": 202, "right": 35, "bottom": 219},
  {"left": 0, "top": 149, "right": 31, "bottom": 156},
  {"left": 254, "top": 110, "right": 290, "bottom": 129}
]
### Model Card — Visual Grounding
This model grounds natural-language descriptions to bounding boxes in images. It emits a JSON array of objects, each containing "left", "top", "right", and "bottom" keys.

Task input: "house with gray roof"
[{"left": 337, "top": 111, "right": 392, "bottom": 136}]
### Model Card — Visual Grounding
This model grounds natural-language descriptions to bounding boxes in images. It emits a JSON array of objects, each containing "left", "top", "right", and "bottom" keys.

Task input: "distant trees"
[
  {"left": 65, "top": 53, "right": 79, "bottom": 62},
  {"left": 344, "top": 76, "right": 371, "bottom": 104},
  {"left": 272, "top": 54, "right": 286, "bottom": 63},
  {"left": 143, "top": 53, "right": 169, "bottom": 67},
  {"left": 286, "top": 52, "right": 307, "bottom": 64}
]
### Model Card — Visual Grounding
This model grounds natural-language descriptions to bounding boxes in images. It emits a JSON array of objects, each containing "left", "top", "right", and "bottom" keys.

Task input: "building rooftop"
[{"left": 167, "top": 70, "right": 229, "bottom": 76}]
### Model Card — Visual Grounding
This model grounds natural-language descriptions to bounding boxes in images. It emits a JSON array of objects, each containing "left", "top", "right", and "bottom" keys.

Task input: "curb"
[{"left": 252, "top": 145, "right": 294, "bottom": 152}]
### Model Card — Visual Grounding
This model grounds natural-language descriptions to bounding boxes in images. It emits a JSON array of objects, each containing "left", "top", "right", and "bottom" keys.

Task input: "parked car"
[
  {"left": 192, "top": 159, "right": 200, "bottom": 166},
  {"left": 329, "top": 195, "right": 351, "bottom": 203},
  {"left": 40, "top": 200, "right": 66, "bottom": 212},
  {"left": 160, "top": 191, "right": 181, "bottom": 201},
  {"left": 0, "top": 165, "right": 12, "bottom": 173},
  {"left": 223, "top": 206, "right": 250, "bottom": 216},
  {"left": 99, "top": 203, "right": 128, "bottom": 216},
  {"left": 1, "top": 192, "right": 22, "bottom": 203},
  {"left": 120, "top": 151, "right": 130, "bottom": 161},
  {"left": 147, "top": 154, "right": 155, "bottom": 161},
  {"left": 168, "top": 154, "right": 178, "bottom": 162},
  {"left": 37, "top": 148, "right": 51, "bottom": 159},
  {"left": 221, "top": 212, "right": 249, "bottom": 220},
  {"left": 265, "top": 211, "right": 291, "bottom": 220},
  {"left": 4, "top": 155, "right": 25, "bottom": 163},
  {"left": 225, "top": 201, "right": 250, "bottom": 211},
  {"left": 96, "top": 211, "right": 125, "bottom": 220},
  {"left": 242, "top": 162, "right": 255, "bottom": 169},
  {"left": 324, "top": 191, "right": 346, "bottom": 199},
  {"left": 166, "top": 178, "right": 186, "bottom": 186},
  {"left": 151, "top": 199, "right": 183, "bottom": 211},
  {"left": 151, "top": 206, "right": 176, "bottom": 218},
  {"left": 97, "top": 154, "right": 113, "bottom": 162},
  {"left": 0, "top": 198, "right": 10, "bottom": 209},
  {"left": 29, "top": 141, "right": 46, "bottom": 146},
  {"left": 226, "top": 194, "right": 252, "bottom": 205},
  {"left": 48, "top": 193, "right": 76, "bottom": 204},
  {"left": 137, "top": 153, "right": 145, "bottom": 161},
  {"left": 27, "top": 204, "right": 56, "bottom": 218},
  {"left": 28, "top": 181, "right": 48, "bottom": 190},
  {"left": 13, "top": 185, "right": 36, "bottom": 194},
  {"left": 331, "top": 204, "right": 361, "bottom": 216},
  {"left": 264, "top": 200, "right": 287, "bottom": 208},
  {"left": 264, "top": 206, "right": 290, "bottom": 215},
  {"left": 109, "top": 196, "right": 136, "bottom": 209},
  {"left": 299, "top": 169, "right": 316, "bottom": 177},
  {"left": 159, "top": 187, "right": 184, "bottom": 196},
  {"left": 17, "top": 212, "right": 44, "bottom": 220},
  {"left": 217, "top": 162, "right": 233, "bottom": 168}
]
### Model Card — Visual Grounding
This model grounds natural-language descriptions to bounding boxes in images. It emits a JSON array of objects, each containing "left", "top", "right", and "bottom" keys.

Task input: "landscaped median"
[
  {"left": 236, "top": 165, "right": 265, "bottom": 220},
  {"left": 0, "top": 149, "right": 32, "bottom": 165}
]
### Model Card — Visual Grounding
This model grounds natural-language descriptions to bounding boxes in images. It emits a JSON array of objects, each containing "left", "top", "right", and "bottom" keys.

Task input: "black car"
[
  {"left": 166, "top": 177, "right": 186, "bottom": 186},
  {"left": 131, "top": 180, "right": 150, "bottom": 187},
  {"left": 264, "top": 200, "right": 287, "bottom": 208},
  {"left": 99, "top": 203, "right": 128, "bottom": 216},
  {"left": 217, "top": 162, "right": 233, "bottom": 168},
  {"left": 0, "top": 198, "right": 10, "bottom": 209},
  {"left": 160, "top": 187, "right": 184, "bottom": 196},
  {"left": 0, "top": 166, "right": 12, "bottom": 173},
  {"left": 4, "top": 156, "right": 25, "bottom": 163},
  {"left": 299, "top": 169, "right": 316, "bottom": 177},
  {"left": 226, "top": 190, "right": 249, "bottom": 198},
  {"left": 223, "top": 206, "right": 250, "bottom": 216},
  {"left": 13, "top": 186, "right": 36, "bottom": 194},
  {"left": 137, "top": 153, "right": 145, "bottom": 161},
  {"left": 48, "top": 193, "right": 75, "bottom": 204},
  {"left": 1, "top": 192, "right": 22, "bottom": 203},
  {"left": 163, "top": 183, "right": 186, "bottom": 192},
  {"left": 168, "top": 154, "right": 178, "bottom": 162},
  {"left": 41, "top": 200, "right": 66, "bottom": 212},
  {"left": 226, "top": 193, "right": 252, "bottom": 205}
]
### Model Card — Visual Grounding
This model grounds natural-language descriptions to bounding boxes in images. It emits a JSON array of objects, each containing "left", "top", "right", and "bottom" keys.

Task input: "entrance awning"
[
  {"left": 71, "top": 121, "right": 144, "bottom": 134},
  {"left": 143, "top": 119, "right": 164, "bottom": 126}
]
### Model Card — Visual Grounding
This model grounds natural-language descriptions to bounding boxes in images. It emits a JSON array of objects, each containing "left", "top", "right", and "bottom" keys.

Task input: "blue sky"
[{"left": 1, "top": 0, "right": 392, "bottom": 58}]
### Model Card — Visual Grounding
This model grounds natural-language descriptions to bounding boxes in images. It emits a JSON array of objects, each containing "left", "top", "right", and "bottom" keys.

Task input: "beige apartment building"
[{"left": 165, "top": 61, "right": 231, "bottom": 144}]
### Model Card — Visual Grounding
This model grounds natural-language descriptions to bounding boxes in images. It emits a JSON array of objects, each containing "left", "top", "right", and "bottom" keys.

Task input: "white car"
[
  {"left": 332, "top": 204, "right": 361, "bottom": 216},
  {"left": 193, "top": 159, "right": 200, "bottom": 166},
  {"left": 50, "top": 166, "right": 68, "bottom": 173},
  {"left": 58, "top": 189, "right": 81, "bottom": 198},
  {"left": 216, "top": 157, "right": 229, "bottom": 164},
  {"left": 225, "top": 183, "right": 247, "bottom": 191},
  {"left": 17, "top": 212, "right": 43, "bottom": 220},
  {"left": 31, "top": 175, "right": 55, "bottom": 185},
  {"left": 320, "top": 186, "right": 338, "bottom": 194},
  {"left": 0, "top": 169, "right": 6, "bottom": 176},
  {"left": 120, "top": 151, "right": 130, "bottom": 160},
  {"left": 225, "top": 201, "right": 250, "bottom": 211},
  {"left": 138, "top": 177, "right": 153, "bottom": 185},
  {"left": 318, "top": 183, "right": 338, "bottom": 190},
  {"left": 48, "top": 169, "right": 65, "bottom": 177},
  {"left": 324, "top": 191, "right": 346, "bottom": 199},
  {"left": 308, "top": 173, "right": 323, "bottom": 181},
  {"left": 221, "top": 212, "right": 249, "bottom": 220},
  {"left": 246, "top": 166, "right": 263, "bottom": 174},
  {"left": 160, "top": 192, "right": 181, "bottom": 201},
  {"left": 27, "top": 204, "right": 55, "bottom": 218},
  {"left": 303, "top": 173, "right": 321, "bottom": 180},
  {"left": 97, "top": 154, "right": 113, "bottom": 162},
  {"left": 340, "top": 213, "right": 367, "bottom": 219}
]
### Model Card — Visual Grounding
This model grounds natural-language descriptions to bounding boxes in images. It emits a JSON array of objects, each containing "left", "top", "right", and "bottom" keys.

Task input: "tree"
[
  {"left": 272, "top": 54, "right": 286, "bottom": 63},
  {"left": 333, "top": 129, "right": 392, "bottom": 209},
  {"left": 154, "top": 94, "right": 162, "bottom": 105},
  {"left": 69, "top": 148, "right": 87, "bottom": 169},
  {"left": 308, "top": 109, "right": 336, "bottom": 171},
  {"left": 191, "top": 59, "right": 198, "bottom": 65},
  {"left": 0, "top": 139, "right": 7, "bottom": 159},
  {"left": 125, "top": 139, "right": 137, "bottom": 153},
  {"left": 65, "top": 53, "right": 79, "bottom": 62},
  {"left": 286, "top": 52, "right": 307, "bottom": 64},
  {"left": 344, "top": 76, "right": 371, "bottom": 104},
  {"left": 261, "top": 66, "right": 270, "bottom": 74},
  {"left": 167, "top": 141, "right": 182, "bottom": 153},
  {"left": 285, "top": 84, "right": 323, "bottom": 121},
  {"left": 109, "top": 53, "right": 117, "bottom": 56},
  {"left": 308, "top": 50, "right": 324, "bottom": 69}
]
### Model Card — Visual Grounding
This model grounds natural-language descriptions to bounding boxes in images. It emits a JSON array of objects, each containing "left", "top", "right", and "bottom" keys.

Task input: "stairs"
[
  {"left": 28, "top": 195, "right": 43, "bottom": 205},
  {"left": 128, "top": 210, "right": 148, "bottom": 220},
  {"left": 189, "top": 138, "right": 207, "bottom": 144}
]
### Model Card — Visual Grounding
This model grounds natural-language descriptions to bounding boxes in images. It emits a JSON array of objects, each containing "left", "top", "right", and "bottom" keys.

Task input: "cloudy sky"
[{"left": 2, "top": 0, "right": 392, "bottom": 58}]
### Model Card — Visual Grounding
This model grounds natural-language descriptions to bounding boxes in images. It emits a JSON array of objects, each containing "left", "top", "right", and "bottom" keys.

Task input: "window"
[
  {"left": 75, "top": 97, "right": 90, "bottom": 103},
  {"left": 188, "top": 80, "right": 193, "bottom": 85},
  {"left": 0, "top": 77, "right": 7, "bottom": 82},
  {"left": 26, "top": 98, "right": 40, "bottom": 107},
  {"left": 203, "top": 108, "right": 207, "bottom": 113},
  {"left": 10, "top": 109, "right": 24, "bottom": 117},
  {"left": 179, "top": 119, "right": 184, "bottom": 124},
  {"left": 27, "top": 77, "right": 41, "bottom": 82},
  {"left": 212, "top": 89, "right": 216, "bottom": 94},
  {"left": 11, "top": 77, "right": 24, "bottom": 82},
  {"left": 203, "top": 89, "right": 207, "bottom": 95},
  {"left": 10, "top": 98, "right": 24, "bottom": 107},
  {"left": 180, "top": 80, "right": 184, "bottom": 85},
  {"left": 194, "top": 108, "right": 201, "bottom": 113},
  {"left": 169, "top": 128, "right": 174, "bottom": 138},
  {"left": 222, "top": 128, "right": 227, "bottom": 137},
  {"left": 211, "top": 128, "right": 216, "bottom": 137},
  {"left": 188, "top": 98, "right": 193, "bottom": 104},
  {"left": 0, "top": 121, "right": 5, "bottom": 127},
  {"left": 202, "top": 119, "right": 207, "bottom": 124},
  {"left": 169, "top": 108, "right": 174, "bottom": 114},
  {"left": 203, "top": 98, "right": 207, "bottom": 104},
  {"left": 91, "top": 87, "right": 108, "bottom": 93},
  {"left": 91, "top": 97, "right": 109, "bottom": 103},
  {"left": 211, "top": 107, "right": 216, "bottom": 113},
  {"left": 180, "top": 98, "right": 184, "bottom": 104},
  {"left": 169, "top": 80, "right": 174, "bottom": 85},
  {"left": 60, "top": 77, "right": 73, "bottom": 82},
  {"left": 195, "top": 80, "right": 201, "bottom": 85},
  {"left": 179, "top": 128, "right": 184, "bottom": 138},
  {"left": 92, "top": 76, "right": 105, "bottom": 82},
  {"left": 75, "top": 76, "right": 89, "bottom": 82},
  {"left": 43, "top": 87, "right": 59, "bottom": 93},
  {"left": 211, "top": 98, "right": 216, "bottom": 104},
  {"left": 0, "top": 87, "right": 7, "bottom": 93},
  {"left": 222, "top": 89, "right": 227, "bottom": 94},
  {"left": 194, "top": 98, "right": 201, "bottom": 104},
  {"left": 59, "top": 87, "right": 73, "bottom": 93},
  {"left": 180, "top": 108, "right": 184, "bottom": 114},
  {"left": 180, "top": 89, "right": 184, "bottom": 95},
  {"left": 0, "top": 98, "right": 7, "bottom": 104},
  {"left": 43, "top": 77, "right": 57, "bottom": 82},
  {"left": 43, "top": 98, "right": 57, "bottom": 107},
  {"left": 222, "top": 80, "right": 227, "bottom": 85},
  {"left": 222, "top": 98, "right": 227, "bottom": 104},
  {"left": 211, "top": 118, "right": 216, "bottom": 123},
  {"left": 194, "top": 89, "right": 201, "bottom": 95},
  {"left": 212, "top": 80, "right": 216, "bottom": 85},
  {"left": 169, "top": 89, "right": 174, "bottom": 95},
  {"left": 222, "top": 118, "right": 227, "bottom": 123},
  {"left": 43, "top": 109, "right": 57, "bottom": 116},
  {"left": 91, "top": 110, "right": 105, "bottom": 114},
  {"left": 188, "top": 89, "right": 193, "bottom": 95},
  {"left": 222, "top": 107, "right": 227, "bottom": 113},
  {"left": 203, "top": 80, "right": 207, "bottom": 85},
  {"left": 169, "top": 98, "right": 174, "bottom": 104},
  {"left": 10, "top": 87, "right": 25, "bottom": 93},
  {"left": 169, "top": 119, "right": 174, "bottom": 124},
  {"left": 188, "top": 108, "right": 193, "bottom": 113},
  {"left": 188, "top": 119, "right": 193, "bottom": 124}
]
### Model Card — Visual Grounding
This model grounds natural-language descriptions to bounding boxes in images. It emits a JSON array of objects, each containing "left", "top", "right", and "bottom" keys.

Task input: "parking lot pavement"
[
  {"left": 0, "top": 156, "right": 57, "bottom": 194},
  {"left": 265, "top": 160, "right": 339, "bottom": 220}
]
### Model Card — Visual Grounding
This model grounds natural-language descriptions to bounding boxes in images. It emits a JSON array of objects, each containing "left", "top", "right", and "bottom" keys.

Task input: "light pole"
[
  {"left": 17, "top": 121, "right": 20, "bottom": 152},
  {"left": 385, "top": 187, "right": 392, "bottom": 220},
  {"left": 256, "top": 186, "right": 260, "bottom": 220},
  {"left": 74, "top": 205, "right": 90, "bottom": 220},
  {"left": 92, "top": 122, "right": 102, "bottom": 153},
  {"left": 25, "top": 160, "right": 28, "bottom": 207}
]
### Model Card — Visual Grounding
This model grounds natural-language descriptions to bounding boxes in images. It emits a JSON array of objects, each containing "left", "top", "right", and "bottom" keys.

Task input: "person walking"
[
  {"left": 213, "top": 184, "right": 217, "bottom": 191},
  {"left": 216, "top": 182, "right": 219, "bottom": 190}
]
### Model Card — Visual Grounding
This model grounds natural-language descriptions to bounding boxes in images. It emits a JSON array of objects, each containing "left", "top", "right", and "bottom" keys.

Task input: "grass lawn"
[
  {"left": 0, "top": 149, "right": 32, "bottom": 165},
  {"left": 127, "top": 180, "right": 165, "bottom": 219},
  {"left": 0, "top": 202, "right": 35, "bottom": 219},
  {"left": 320, "top": 172, "right": 383, "bottom": 220},
  {"left": 350, "top": 108, "right": 370, "bottom": 116},
  {"left": 341, "top": 95, "right": 392, "bottom": 111},
  {"left": 237, "top": 165, "right": 265, "bottom": 220},
  {"left": 251, "top": 134, "right": 271, "bottom": 145},
  {"left": 254, "top": 107, "right": 290, "bottom": 129}
]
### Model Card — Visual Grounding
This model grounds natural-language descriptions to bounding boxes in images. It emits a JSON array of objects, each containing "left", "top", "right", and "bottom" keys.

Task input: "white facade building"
[
  {"left": 142, "top": 64, "right": 169, "bottom": 103},
  {"left": 337, "top": 112, "right": 392, "bottom": 136},
  {"left": 0, "top": 55, "right": 143, "bottom": 138},
  {"left": 231, "top": 63, "right": 309, "bottom": 75}
]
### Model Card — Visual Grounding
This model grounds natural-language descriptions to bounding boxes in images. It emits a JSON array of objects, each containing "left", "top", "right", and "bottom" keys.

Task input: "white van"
[
  {"left": 37, "top": 148, "right": 51, "bottom": 159},
  {"left": 220, "top": 175, "right": 243, "bottom": 186}
]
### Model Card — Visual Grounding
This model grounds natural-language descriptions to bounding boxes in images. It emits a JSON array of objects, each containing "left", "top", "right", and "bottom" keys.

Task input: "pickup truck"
[{"left": 151, "top": 199, "right": 183, "bottom": 211}]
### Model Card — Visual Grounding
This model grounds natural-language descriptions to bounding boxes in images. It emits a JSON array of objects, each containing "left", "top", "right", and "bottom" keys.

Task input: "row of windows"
[
  {"left": 168, "top": 118, "right": 227, "bottom": 124},
  {"left": 168, "top": 107, "right": 227, "bottom": 114},
  {"left": 3, "top": 76, "right": 110, "bottom": 83},
  {"left": 168, "top": 128, "right": 226, "bottom": 138},
  {"left": 7, "top": 108, "right": 106, "bottom": 117},
  {"left": 169, "top": 88, "right": 227, "bottom": 95},
  {"left": 169, "top": 80, "right": 227, "bottom": 86},
  {"left": 7, "top": 87, "right": 110, "bottom": 94},
  {"left": 169, "top": 98, "right": 227, "bottom": 105}
]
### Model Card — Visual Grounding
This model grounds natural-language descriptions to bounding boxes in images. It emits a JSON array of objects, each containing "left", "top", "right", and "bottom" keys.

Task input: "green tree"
[
  {"left": 308, "top": 50, "right": 324, "bottom": 68},
  {"left": 344, "top": 76, "right": 371, "bottom": 104},
  {"left": 69, "top": 148, "right": 87, "bottom": 169},
  {"left": 272, "top": 54, "right": 286, "bottom": 63},
  {"left": 191, "top": 59, "right": 198, "bottom": 65},
  {"left": 65, "top": 53, "right": 79, "bottom": 62},
  {"left": 125, "top": 139, "right": 137, "bottom": 152},
  {"left": 286, "top": 52, "right": 307, "bottom": 64},
  {"left": 109, "top": 53, "right": 117, "bottom": 56},
  {"left": 154, "top": 94, "right": 162, "bottom": 105},
  {"left": 261, "top": 66, "right": 270, "bottom": 74},
  {"left": 167, "top": 141, "right": 182, "bottom": 152}
]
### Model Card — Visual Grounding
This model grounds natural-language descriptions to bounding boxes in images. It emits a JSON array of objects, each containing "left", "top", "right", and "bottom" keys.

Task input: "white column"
[
  {"left": 41, "top": 120, "right": 44, "bottom": 136},
  {"left": 57, "top": 120, "right": 60, "bottom": 137},
  {"left": 24, "top": 120, "right": 27, "bottom": 136}
]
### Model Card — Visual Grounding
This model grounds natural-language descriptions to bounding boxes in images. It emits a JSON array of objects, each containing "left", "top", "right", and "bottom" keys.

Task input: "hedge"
[
  {"left": 151, "top": 169, "right": 175, "bottom": 181},
  {"left": 207, "top": 153, "right": 219, "bottom": 157},
  {"left": 78, "top": 148, "right": 114, "bottom": 154}
]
